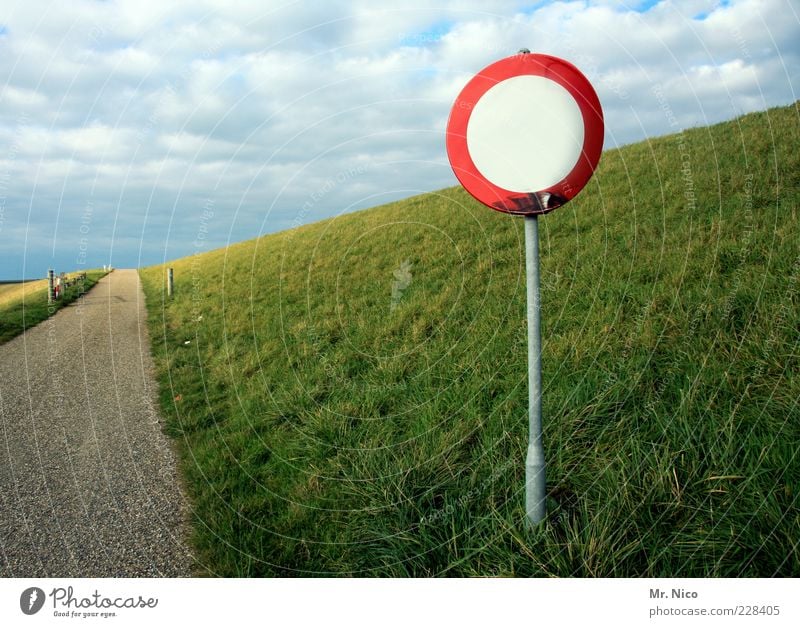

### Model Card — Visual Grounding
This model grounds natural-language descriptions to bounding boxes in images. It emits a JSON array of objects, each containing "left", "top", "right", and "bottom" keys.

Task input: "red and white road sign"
[{"left": 446, "top": 52, "right": 604, "bottom": 215}]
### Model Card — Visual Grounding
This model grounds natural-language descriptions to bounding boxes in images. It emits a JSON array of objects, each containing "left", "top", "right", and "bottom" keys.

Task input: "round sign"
[{"left": 446, "top": 52, "right": 604, "bottom": 215}]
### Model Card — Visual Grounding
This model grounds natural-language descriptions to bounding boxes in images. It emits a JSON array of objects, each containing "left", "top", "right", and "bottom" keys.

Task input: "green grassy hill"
[{"left": 140, "top": 103, "right": 799, "bottom": 576}]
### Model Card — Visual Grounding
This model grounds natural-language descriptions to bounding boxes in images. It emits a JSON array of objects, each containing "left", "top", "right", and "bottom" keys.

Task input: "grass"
[
  {"left": 0, "top": 270, "right": 108, "bottom": 345},
  {"left": 0, "top": 279, "right": 48, "bottom": 306},
  {"left": 140, "top": 102, "right": 800, "bottom": 576}
]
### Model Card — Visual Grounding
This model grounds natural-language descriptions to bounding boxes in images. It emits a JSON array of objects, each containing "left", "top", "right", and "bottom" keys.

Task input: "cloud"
[{"left": 0, "top": 0, "right": 797, "bottom": 277}]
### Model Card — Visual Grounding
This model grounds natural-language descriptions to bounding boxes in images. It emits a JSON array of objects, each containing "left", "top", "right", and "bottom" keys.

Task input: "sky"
[{"left": 0, "top": 0, "right": 798, "bottom": 279}]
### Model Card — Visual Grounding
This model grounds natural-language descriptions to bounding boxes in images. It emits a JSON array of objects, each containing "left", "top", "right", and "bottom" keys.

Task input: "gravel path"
[{"left": 0, "top": 269, "right": 194, "bottom": 577}]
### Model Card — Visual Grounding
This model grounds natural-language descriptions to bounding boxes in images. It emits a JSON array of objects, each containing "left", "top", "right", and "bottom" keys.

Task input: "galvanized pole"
[
  {"left": 47, "top": 269, "right": 55, "bottom": 305},
  {"left": 524, "top": 214, "right": 546, "bottom": 525},
  {"left": 167, "top": 267, "right": 174, "bottom": 298}
]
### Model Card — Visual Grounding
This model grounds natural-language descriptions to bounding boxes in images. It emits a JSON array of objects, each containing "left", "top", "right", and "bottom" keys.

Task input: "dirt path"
[{"left": 0, "top": 269, "right": 193, "bottom": 577}]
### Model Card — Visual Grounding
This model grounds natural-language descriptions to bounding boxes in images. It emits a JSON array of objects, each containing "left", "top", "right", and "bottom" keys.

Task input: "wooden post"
[
  {"left": 48, "top": 269, "right": 55, "bottom": 304},
  {"left": 167, "top": 267, "right": 174, "bottom": 298}
]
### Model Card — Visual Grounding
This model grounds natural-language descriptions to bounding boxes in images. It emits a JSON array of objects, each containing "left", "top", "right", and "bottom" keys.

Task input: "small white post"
[
  {"left": 525, "top": 214, "right": 546, "bottom": 525},
  {"left": 47, "top": 269, "right": 55, "bottom": 304}
]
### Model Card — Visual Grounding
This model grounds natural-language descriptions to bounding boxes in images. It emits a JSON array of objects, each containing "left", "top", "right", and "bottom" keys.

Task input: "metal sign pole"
[
  {"left": 524, "top": 214, "right": 546, "bottom": 525},
  {"left": 445, "top": 51, "right": 603, "bottom": 528}
]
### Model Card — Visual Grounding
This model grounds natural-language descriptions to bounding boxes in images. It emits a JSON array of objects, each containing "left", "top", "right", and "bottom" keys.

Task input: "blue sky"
[{"left": 0, "top": 0, "right": 798, "bottom": 279}]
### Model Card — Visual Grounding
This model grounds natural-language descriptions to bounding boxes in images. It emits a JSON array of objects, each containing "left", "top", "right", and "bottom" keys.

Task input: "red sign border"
[{"left": 446, "top": 53, "right": 604, "bottom": 216}]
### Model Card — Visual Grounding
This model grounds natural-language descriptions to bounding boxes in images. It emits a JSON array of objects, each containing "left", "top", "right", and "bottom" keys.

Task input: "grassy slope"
[
  {"left": 140, "top": 103, "right": 799, "bottom": 576},
  {"left": 0, "top": 270, "right": 108, "bottom": 345},
  {"left": 0, "top": 280, "right": 48, "bottom": 304}
]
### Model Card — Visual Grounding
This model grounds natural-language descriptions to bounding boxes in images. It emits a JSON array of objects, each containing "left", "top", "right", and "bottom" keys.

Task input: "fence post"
[
  {"left": 47, "top": 269, "right": 55, "bottom": 304},
  {"left": 167, "top": 267, "right": 174, "bottom": 298}
]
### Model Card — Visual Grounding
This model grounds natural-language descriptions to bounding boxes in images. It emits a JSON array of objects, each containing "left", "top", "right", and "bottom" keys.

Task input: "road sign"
[
  {"left": 446, "top": 51, "right": 604, "bottom": 526},
  {"left": 446, "top": 51, "right": 603, "bottom": 215}
]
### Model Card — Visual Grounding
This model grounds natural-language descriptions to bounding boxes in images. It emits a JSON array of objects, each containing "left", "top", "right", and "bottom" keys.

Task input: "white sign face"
[{"left": 465, "top": 75, "right": 585, "bottom": 193}]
